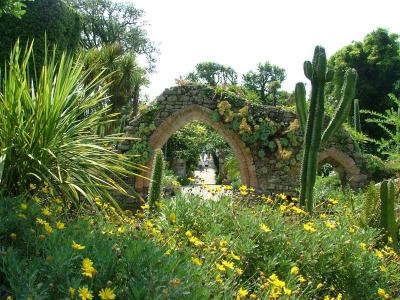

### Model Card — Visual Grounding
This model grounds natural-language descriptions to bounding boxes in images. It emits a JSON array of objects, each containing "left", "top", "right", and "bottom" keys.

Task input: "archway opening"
[
  {"left": 134, "top": 105, "right": 257, "bottom": 191},
  {"left": 315, "top": 147, "right": 362, "bottom": 199},
  {"left": 162, "top": 121, "right": 241, "bottom": 188}
]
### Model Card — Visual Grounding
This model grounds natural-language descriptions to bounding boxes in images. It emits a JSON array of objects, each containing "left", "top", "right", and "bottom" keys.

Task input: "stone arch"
[
  {"left": 122, "top": 84, "right": 368, "bottom": 195},
  {"left": 317, "top": 147, "right": 364, "bottom": 188},
  {"left": 134, "top": 104, "right": 258, "bottom": 190}
]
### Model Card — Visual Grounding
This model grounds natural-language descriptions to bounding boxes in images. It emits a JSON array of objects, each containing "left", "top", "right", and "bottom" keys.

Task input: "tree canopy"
[
  {"left": 327, "top": 28, "right": 400, "bottom": 141},
  {"left": 67, "top": 0, "right": 157, "bottom": 70},
  {"left": 0, "top": 0, "right": 81, "bottom": 74},
  {"left": 0, "top": 0, "right": 26, "bottom": 17},
  {"left": 242, "top": 62, "right": 286, "bottom": 105},
  {"left": 184, "top": 62, "right": 238, "bottom": 86},
  {"left": 83, "top": 43, "right": 147, "bottom": 116}
]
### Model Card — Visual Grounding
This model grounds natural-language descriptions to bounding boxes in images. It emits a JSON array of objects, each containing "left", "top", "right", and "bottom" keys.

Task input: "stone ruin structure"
[{"left": 120, "top": 84, "right": 368, "bottom": 195}]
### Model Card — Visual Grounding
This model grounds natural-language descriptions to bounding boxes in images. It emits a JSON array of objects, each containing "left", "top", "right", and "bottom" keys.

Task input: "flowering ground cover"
[
  {"left": 139, "top": 186, "right": 400, "bottom": 299},
  {"left": 2, "top": 183, "right": 398, "bottom": 299}
]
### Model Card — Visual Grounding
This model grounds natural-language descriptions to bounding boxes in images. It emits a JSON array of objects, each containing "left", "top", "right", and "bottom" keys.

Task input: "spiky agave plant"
[
  {"left": 0, "top": 41, "right": 144, "bottom": 209},
  {"left": 295, "top": 46, "right": 357, "bottom": 211}
]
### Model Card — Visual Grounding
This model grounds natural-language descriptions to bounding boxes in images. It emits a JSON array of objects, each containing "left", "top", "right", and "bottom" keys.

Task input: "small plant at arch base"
[
  {"left": 295, "top": 46, "right": 357, "bottom": 212},
  {"left": 0, "top": 40, "right": 142, "bottom": 210}
]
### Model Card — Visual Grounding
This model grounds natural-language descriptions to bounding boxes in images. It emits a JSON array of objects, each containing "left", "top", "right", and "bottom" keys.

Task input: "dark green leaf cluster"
[
  {"left": 0, "top": 0, "right": 81, "bottom": 77},
  {"left": 327, "top": 28, "right": 400, "bottom": 143}
]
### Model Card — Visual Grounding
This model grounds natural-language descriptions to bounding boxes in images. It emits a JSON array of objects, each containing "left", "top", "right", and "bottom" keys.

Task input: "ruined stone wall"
[{"left": 122, "top": 84, "right": 367, "bottom": 195}]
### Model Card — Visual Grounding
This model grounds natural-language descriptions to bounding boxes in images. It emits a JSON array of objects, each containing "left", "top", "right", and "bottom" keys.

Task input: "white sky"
[{"left": 129, "top": 0, "right": 400, "bottom": 100}]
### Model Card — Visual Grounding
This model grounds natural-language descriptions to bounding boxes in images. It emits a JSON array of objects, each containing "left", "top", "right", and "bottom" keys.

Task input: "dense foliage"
[
  {"left": 84, "top": 43, "right": 147, "bottom": 116},
  {"left": 0, "top": 195, "right": 208, "bottom": 299},
  {"left": 67, "top": 0, "right": 157, "bottom": 70},
  {"left": 183, "top": 62, "right": 238, "bottom": 86},
  {"left": 0, "top": 0, "right": 26, "bottom": 17},
  {"left": 364, "top": 94, "right": 400, "bottom": 169},
  {"left": 0, "top": 0, "right": 81, "bottom": 75},
  {"left": 0, "top": 42, "right": 140, "bottom": 208},
  {"left": 327, "top": 28, "right": 400, "bottom": 143},
  {"left": 243, "top": 62, "right": 286, "bottom": 105},
  {"left": 140, "top": 187, "right": 400, "bottom": 299}
]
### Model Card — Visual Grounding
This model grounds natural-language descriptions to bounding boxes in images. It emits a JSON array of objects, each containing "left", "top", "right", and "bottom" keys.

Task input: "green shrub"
[
  {"left": 0, "top": 195, "right": 209, "bottom": 299},
  {"left": 360, "top": 154, "right": 395, "bottom": 182},
  {"left": 141, "top": 192, "right": 400, "bottom": 299},
  {"left": 0, "top": 0, "right": 81, "bottom": 76},
  {"left": 0, "top": 41, "right": 139, "bottom": 209}
]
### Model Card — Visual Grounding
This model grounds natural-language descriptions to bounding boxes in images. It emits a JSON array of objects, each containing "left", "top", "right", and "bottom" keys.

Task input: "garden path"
[{"left": 181, "top": 158, "right": 224, "bottom": 199}]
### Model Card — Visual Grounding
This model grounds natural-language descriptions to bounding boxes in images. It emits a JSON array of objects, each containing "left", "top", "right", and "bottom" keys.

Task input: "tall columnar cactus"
[
  {"left": 380, "top": 180, "right": 398, "bottom": 247},
  {"left": 148, "top": 149, "right": 164, "bottom": 210},
  {"left": 295, "top": 46, "right": 358, "bottom": 211},
  {"left": 353, "top": 99, "right": 361, "bottom": 132}
]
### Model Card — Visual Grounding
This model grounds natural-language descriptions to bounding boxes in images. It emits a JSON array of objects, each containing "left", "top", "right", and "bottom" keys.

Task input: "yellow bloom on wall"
[
  {"left": 230, "top": 251, "right": 241, "bottom": 261},
  {"left": 325, "top": 220, "right": 337, "bottom": 229}
]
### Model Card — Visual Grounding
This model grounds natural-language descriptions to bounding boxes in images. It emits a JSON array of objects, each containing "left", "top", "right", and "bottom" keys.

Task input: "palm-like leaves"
[
  {"left": 364, "top": 94, "right": 400, "bottom": 162},
  {"left": 0, "top": 41, "right": 144, "bottom": 208}
]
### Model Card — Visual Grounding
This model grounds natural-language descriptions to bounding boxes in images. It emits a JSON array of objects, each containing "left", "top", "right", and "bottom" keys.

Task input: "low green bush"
[
  {"left": 0, "top": 195, "right": 208, "bottom": 299},
  {"left": 140, "top": 190, "right": 400, "bottom": 299}
]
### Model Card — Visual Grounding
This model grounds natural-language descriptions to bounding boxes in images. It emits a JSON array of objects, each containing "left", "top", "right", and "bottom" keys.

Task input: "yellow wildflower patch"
[
  {"left": 78, "top": 287, "right": 93, "bottom": 300},
  {"left": 237, "top": 287, "right": 249, "bottom": 299},
  {"left": 56, "top": 221, "right": 65, "bottom": 230},
  {"left": 260, "top": 223, "right": 271, "bottom": 233},
  {"left": 82, "top": 258, "right": 96, "bottom": 278},
  {"left": 191, "top": 256, "right": 203, "bottom": 266},
  {"left": 72, "top": 241, "right": 85, "bottom": 250},
  {"left": 377, "top": 288, "right": 390, "bottom": 299},
  {"left": 222, "top": 260, "right": 234, "bottom": 269},
  {"left": 290, "top": 266, "right": 299, "bottom": 275},
  {"left": 303, "top": 222, "right": 316, "bottom": 233},
  {"left": 98, "top": 287, "right": 116, "bottom": 300}
]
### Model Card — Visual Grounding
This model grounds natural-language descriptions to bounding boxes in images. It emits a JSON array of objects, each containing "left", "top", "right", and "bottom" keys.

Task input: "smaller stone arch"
[
  {"left": 317, "top": 147, "right": 365, "bottom": 188},
  {"left": 134, "top": 104, "right": 258, "bottom": 190}
]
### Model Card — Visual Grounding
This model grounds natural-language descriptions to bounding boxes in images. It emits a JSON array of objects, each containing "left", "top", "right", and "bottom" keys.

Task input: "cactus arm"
[
  {"left": 353, "top": 99, "right": 361, "bottom": 132},
  {"left": 295, "top": 82, "right": 307, "bottom": 133},
  {"left": 304, "top": 81, "right": 325, "bottom": 211},
  {"left": 299, "top": 80, "right": 316, "bottom": 207},
  {"left": 321, "top": 68, "right": 358, "bottom": 143},
  {"left": 380, "top": 180, "right": 398, "bottom": 247},
  {"left": 148, "top": 148, "right": 164, "bottom": 210},
  {"left": 380, "top": 180, "right": 389, "bottom": 230},
  {"left": 299, "top": 46, "right": 327, "bottom": 210}
]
